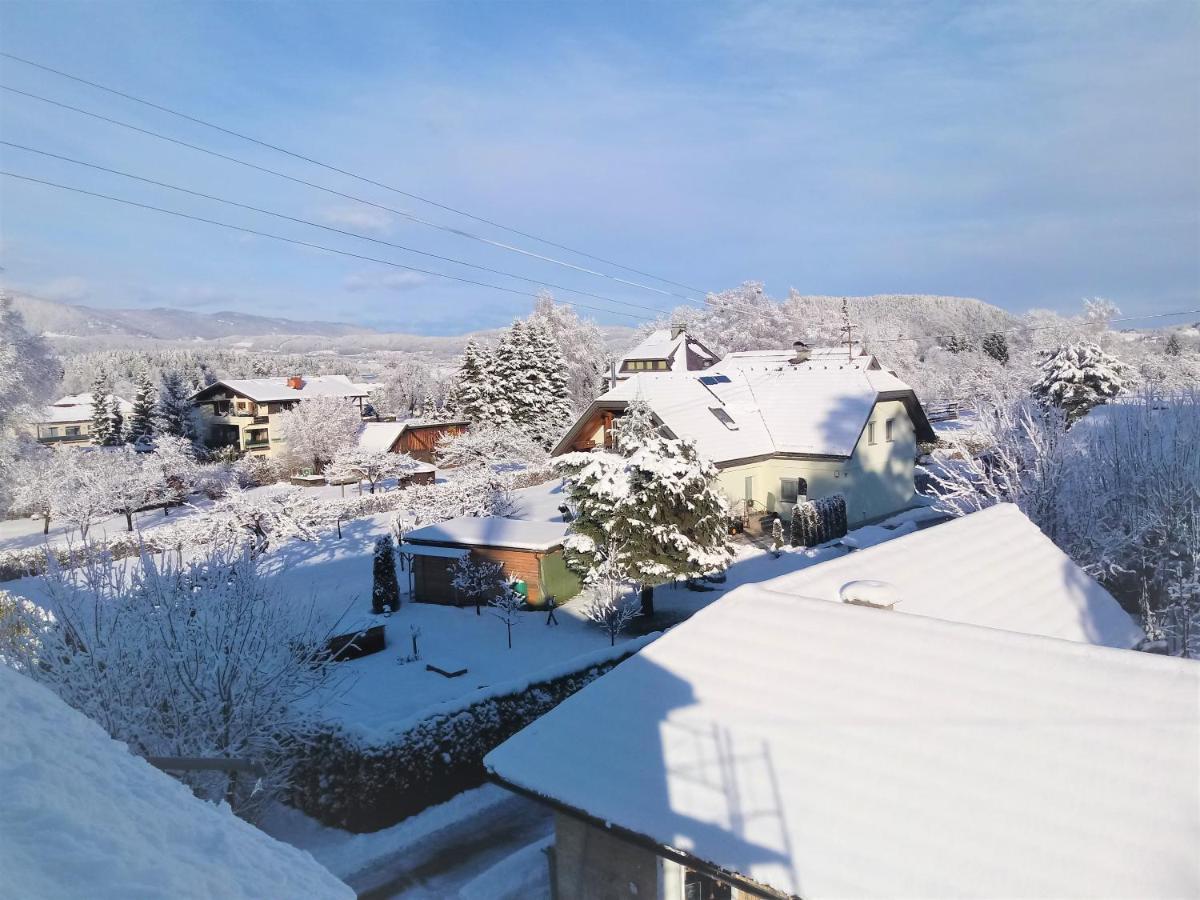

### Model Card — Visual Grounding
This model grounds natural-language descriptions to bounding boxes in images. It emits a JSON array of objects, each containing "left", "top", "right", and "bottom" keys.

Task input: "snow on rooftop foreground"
[
  {"left": 0, "top": 665, "right": 352, "bottom": 900},
  {"left": 764, "top": 502, "right": 1143, "bottom": 648},
  {"left": 486, "top": 584, "right": 1200, "bottom": 899}
]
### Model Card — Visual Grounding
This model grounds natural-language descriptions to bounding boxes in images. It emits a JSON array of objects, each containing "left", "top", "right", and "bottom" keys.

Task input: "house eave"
[{"left": 485, "top": 773, "right": 795, "bottom": 900}]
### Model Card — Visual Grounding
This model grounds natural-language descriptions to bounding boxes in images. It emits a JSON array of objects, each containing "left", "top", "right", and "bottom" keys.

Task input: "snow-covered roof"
[
  {"left": 34, "top": 394, "right": 133, "bottom": 424},
  {"left": 763, "top": 503, "right": 1143, "bottom": 647},
  {"left": 618, "top": 329, "right": 715, "bottom": 370},
  {"left": 710, "top": 345, "right": 878, "bottom": 372},
  {"left": 405, "top": 516, "right": 569, "bottom": 552},
  {"left": 487, "top": 575, "right": 1199, "bottom": 899},
  {"left": 357, "top": 421, "right": 406, "bottom": 453},
  {"left": 198, "top": 375, "right": 367, "bottom": 403},
  {"left": 0, "top": 665, "right": 352, "bottom": 900},
  {"left": 578, "top": 358, "right": 927, "bottom": 463},
  {"left": 398, "top": 542, "right": 471, "bottom": 559}
]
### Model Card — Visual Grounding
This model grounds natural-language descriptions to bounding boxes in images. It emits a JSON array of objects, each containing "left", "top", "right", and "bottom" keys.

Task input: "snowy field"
[{"left": 1, "top": 476, "right": 937, "bottom": 741}]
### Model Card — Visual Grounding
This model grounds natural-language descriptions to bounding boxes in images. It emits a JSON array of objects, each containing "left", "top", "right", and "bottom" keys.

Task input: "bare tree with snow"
[
  {"left": 435, "top": 422, "right": 548, "bottom": 472},
  {"left": 275, "top": 394, "right": 362, "bottom": 473},
  {"left": 324, "top": 446, "right": 421, "bottom": 494},
  {"left": 489, "top": 584, "right": 523, "bottom": 649},
  {"left": 451, "top": 555, "right": 507, "bottom": 616}
]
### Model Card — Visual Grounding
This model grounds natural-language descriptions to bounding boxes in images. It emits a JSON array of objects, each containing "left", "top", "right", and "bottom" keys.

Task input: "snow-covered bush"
[
  {"left": 2, "top": 546, "right": 346, "bottom": 817},
  {"left": 435, "top": 422, "right": 548, "bottom": 471},
  {"left": 581, "top": 587, "right": 641, "bottom": 646},
  {"left": 1031, "top": 343, "right": 1129, "bottom": 423},
  {"left": 771, "top": 517, "right": 785, "bottom": 554},
  {"left": 371, "top": 535, "right": 400, "bottom": 614},
  {"left": 395, "top": 464, "right": 516, "bottom": 531},
  {"left": 232, "top": 452, "right": 282, "bottom": 488},
  {"left": 790, "top": 494, "right": 848, "bottom": 547},
  {"left": 172, "top": 486, "right": 327, "bottom": 555}
]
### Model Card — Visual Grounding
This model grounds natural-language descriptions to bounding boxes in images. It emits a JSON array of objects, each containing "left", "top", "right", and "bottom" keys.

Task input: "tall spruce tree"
[
  {"left": 371, "top": 535, "right": 401, "bottom": 613},
  {"left": 447, "top": 339, "right": 495, "bottom": 423},
  {"left": 156, "top": 368, "right": 198, "bottom": 444},
  {"left": 489, "top": 322, "right": 524, "bottom": 426},
  {"left": 89, "top": 372, "right": 112, "bottom": 446},
  {"left": 128, "top": 368, "right": 157, "bottom": 443},
  {"left": 981, "top": 332, "right": 1010, "bottom": 365},
  {"left": 523, "top": 319, "right": 574, "bottom": 447},
  {"left": 107, "top": 394, "right": 125, "bottom": 445}
]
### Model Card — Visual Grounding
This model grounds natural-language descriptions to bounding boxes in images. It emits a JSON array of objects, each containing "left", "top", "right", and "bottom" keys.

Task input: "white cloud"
[
  {"left": 343, "top": 270, "right": 427, "bottom": 293},
  {"left": 317, "top": 205, "right": 394, "bottom": 234}
]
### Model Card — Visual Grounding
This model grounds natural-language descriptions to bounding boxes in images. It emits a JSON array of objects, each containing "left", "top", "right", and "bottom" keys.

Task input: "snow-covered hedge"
[
  {"left": 287, "top": 635, "right": 655, "bottom": 832},
  {"left": 0, "top": 534, "right": 155, "bottom": 582},
  {"left": 790, "top": 494, "right": 848, "bottom": 547}
]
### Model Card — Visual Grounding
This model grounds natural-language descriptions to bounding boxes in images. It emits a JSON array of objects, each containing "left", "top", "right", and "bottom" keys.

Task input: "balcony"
[
  {"left": 252, "top": 415, "right": 269, "bottom": 424},
  {"left": 37, "top": 433, "right": 88, "bottom": 444}
]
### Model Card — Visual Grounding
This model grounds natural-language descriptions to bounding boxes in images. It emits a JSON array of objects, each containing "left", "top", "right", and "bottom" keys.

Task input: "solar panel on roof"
[
  {"left": 699, "top": 374, "right": 731, "bottom": 385},
  {"left": 708, "top": 406, "right": 739, "bottom": 430}
]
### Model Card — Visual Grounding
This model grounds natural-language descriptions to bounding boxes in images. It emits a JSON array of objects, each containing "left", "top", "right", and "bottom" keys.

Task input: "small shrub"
[{"left": 790, "top": 494, "right": 848, "bottom": 547}]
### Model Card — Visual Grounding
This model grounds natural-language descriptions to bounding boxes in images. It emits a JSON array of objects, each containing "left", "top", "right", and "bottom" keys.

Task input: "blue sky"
[{"left": 1, "top": 1, "right": 1197, "bottom": 334}]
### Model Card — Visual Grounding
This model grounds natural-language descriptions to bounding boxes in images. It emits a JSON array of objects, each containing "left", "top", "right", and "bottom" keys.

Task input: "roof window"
[{"left": 708, "top": 406, "right": 739, "bottom": 430}]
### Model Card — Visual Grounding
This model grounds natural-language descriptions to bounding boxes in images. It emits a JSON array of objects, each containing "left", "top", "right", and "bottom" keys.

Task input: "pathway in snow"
[{"left": 349, "top": 791, "right": 551, "bottom": 900}]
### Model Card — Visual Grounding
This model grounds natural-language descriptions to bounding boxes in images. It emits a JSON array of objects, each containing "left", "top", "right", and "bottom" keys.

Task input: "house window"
[
  {"left": 867, "top": 421, "right": 877, "bottom": 445},
  {"left": 656, "top": 360, "right": 668, "bottom": 370},
  {"left": 780, "top": 477, "right": 807, "bottom": 505},
  {"left": 46, "top": 426, "right": 58, "bottom": 437},
  {"left": 885, "top": 418, "right": 895, "bottom": 442},
  {"left": 66, "top": 426, "right": 80, "bottom": 437},
  {"left": 684, "top": 869, "right": 732, "bottom": 900}
]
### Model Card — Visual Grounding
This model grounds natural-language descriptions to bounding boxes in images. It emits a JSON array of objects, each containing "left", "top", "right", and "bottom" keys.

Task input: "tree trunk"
[
  {"left": 42, "top": 514, "right": 50, "bottom": 535},
  {"left": 640, "top": 584, "right": 655, "bottom": 618},
  {"left": 125, "top": 510, "right": 134, "bottom": 532}
]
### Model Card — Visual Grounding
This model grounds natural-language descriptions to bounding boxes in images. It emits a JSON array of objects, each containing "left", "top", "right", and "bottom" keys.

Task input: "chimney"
[
  {"left": 789, "top": 340, "right": 811, "bottom": 364},
  {"left": 287, "top": 375, "right": 305, "bottom": 391},
  {"left": 671, "top": 323, "right": 686, "bottom": 340}
]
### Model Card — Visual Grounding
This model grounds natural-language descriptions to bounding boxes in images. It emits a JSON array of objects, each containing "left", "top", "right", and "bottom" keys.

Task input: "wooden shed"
[{"left": 400, "top": 517, "right": 581, "bottom": 608}]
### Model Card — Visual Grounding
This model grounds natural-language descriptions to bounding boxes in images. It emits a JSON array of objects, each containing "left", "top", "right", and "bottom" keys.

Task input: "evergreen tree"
[
  {"left": 489, "top": 321, "right": 525, "bottom": 426},
  {"left": 611, "top": 399, "right": 659, "bottom": 453},
  {"left": 156, "top": 368, "right": 198, "bottom": 444},
  {"left": 419, "top": 393, "right": 438, "bottom": 420},
  {"left": 556, "top": 432, "right": 733, "bottom": 617},
  {"left": 371, "top": 535, "right": 401, "bottom": 614},
  {"left": 89, "top": 372, "right": 112, "bottom": 446},
  {"left": 446, "top": 339, "right": 495, "bottom": 423},
  {"left": 940, "top": 334, "right": 974, "bottom": 354},
  {"left": 522, "top": 319, "right": 574, "bottom": 447},
  {"left": 981, "top": 332, "right": 1010, "bottom": 365},
  {"left": 107, "top": 394, "right": 126, "bottom": 445},
  {"left": 128, "top": 368, "right": 157, "bottom": 443},
  {"left": 1031, "top": 343, "right": 1129, "bottom": 424},
  {"left": 1165, "top": 332, "right": 1182, "bottom": 357}
]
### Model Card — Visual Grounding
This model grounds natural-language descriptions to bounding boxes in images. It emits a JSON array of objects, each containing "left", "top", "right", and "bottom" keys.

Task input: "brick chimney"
[{"left": 287, "top": 375, "right": 305, "bottom": 391}]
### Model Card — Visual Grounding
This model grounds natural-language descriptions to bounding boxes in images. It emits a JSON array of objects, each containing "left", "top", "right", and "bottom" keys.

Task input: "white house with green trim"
[{"left": 554, "top": 345, "right": 935, "bottom": 527}]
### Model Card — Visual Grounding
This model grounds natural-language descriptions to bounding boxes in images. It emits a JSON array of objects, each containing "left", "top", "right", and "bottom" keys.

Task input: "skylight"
[{"left": 708, "top": 406, "right": 738, "bottom": 430}]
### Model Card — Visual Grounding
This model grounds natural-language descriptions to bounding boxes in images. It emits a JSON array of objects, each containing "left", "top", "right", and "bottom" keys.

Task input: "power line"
[
  {"left": 0, "top": 140, "right": 671, "bottom": 318},
  {"left": 0, "top": 53, "right": 709, "bottom": 296},
  {"left": 0, "top": 83, "right": 707, "bottom": 308},
  {"left": 0, "top": 170, "right": 655, "bottom": 322}
]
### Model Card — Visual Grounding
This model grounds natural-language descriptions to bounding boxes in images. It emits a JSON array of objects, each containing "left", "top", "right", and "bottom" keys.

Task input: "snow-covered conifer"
[
  {"left": 128, "top": 368, "right": 157, "bottom": 443},
  {"left": 371, "top": 535, "right": 401, "bottom": 613},
  {"left": 1165, "top": 332, "right": 1182, "bottom": 357},
  {"left": 107, "top": 394, "right": 126, "bottom": 445},
  {"left": 527, "top": 292, "right": 607, "bottom": 412},
  {"left": 447, "top": 339, "right": 496, "bottom": 423},
  {"left": 1031, "top": 343, "right": 1129, "bottom": 423},
  {"left": 156, "top": 368, "right": 199, "bottom": 445},
  {"left": 981, "top": 332, "right": 1010, "bottom": 365},
  {"left": 89, "top": 372, "right": 112, "bottom": 446}
]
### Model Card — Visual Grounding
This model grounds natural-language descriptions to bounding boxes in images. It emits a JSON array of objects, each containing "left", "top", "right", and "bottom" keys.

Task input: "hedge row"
[
  {"left": 0, "top": 533, "right": 162, "bottom": 582},
  {"left": 790, "top": 493, "right": 849, "bottom": 547},
  {"left": 286, "top": 640, "right": 646, "bottom": 832}
]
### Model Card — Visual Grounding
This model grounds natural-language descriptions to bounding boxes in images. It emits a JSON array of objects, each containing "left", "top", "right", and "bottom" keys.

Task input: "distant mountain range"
[{"left": 8, "top": 294, "right": 374, "bottom": 340}]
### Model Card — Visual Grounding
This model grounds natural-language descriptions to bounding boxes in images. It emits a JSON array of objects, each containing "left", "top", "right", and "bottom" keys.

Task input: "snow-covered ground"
[
  {"left": 1, "top": 477, "right": 937, "bottom": 741},
  {"left": 261, "top": 784, "right": 551, "bottom": 900}
]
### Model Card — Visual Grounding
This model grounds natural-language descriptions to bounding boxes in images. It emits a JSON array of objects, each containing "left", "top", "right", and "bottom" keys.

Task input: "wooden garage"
[{"left": 399, "top": 516, "right": 581, "bottom": 608}]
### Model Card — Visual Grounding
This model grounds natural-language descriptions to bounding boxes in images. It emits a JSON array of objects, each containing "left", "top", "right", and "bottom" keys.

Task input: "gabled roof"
[
  {"left": 357, "top": 420, "right": 469, "bottom": 453},
  {"left": 618, "top": 329, "right": 716, "bottom": 370},
  {"left": 486, "top": 527, "right": 1197, "bottom": 898},
  {"left": 192, "top": 375, "right": 367, "bottom": 403},
  {"left": 557, "top": 355, "right": 934, "bottom": 462},
  {"left": 760, "top": 503, "right": 1142, "bottom": 647},
  {"left": 405, "top": 516, "right": 569, "bottom": 552},
  {"left": 0, "top": 665, "right": 352, "bottom": 900},
  {"left": 710, "top": 345, "right": 879, "bottom": 372}
]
